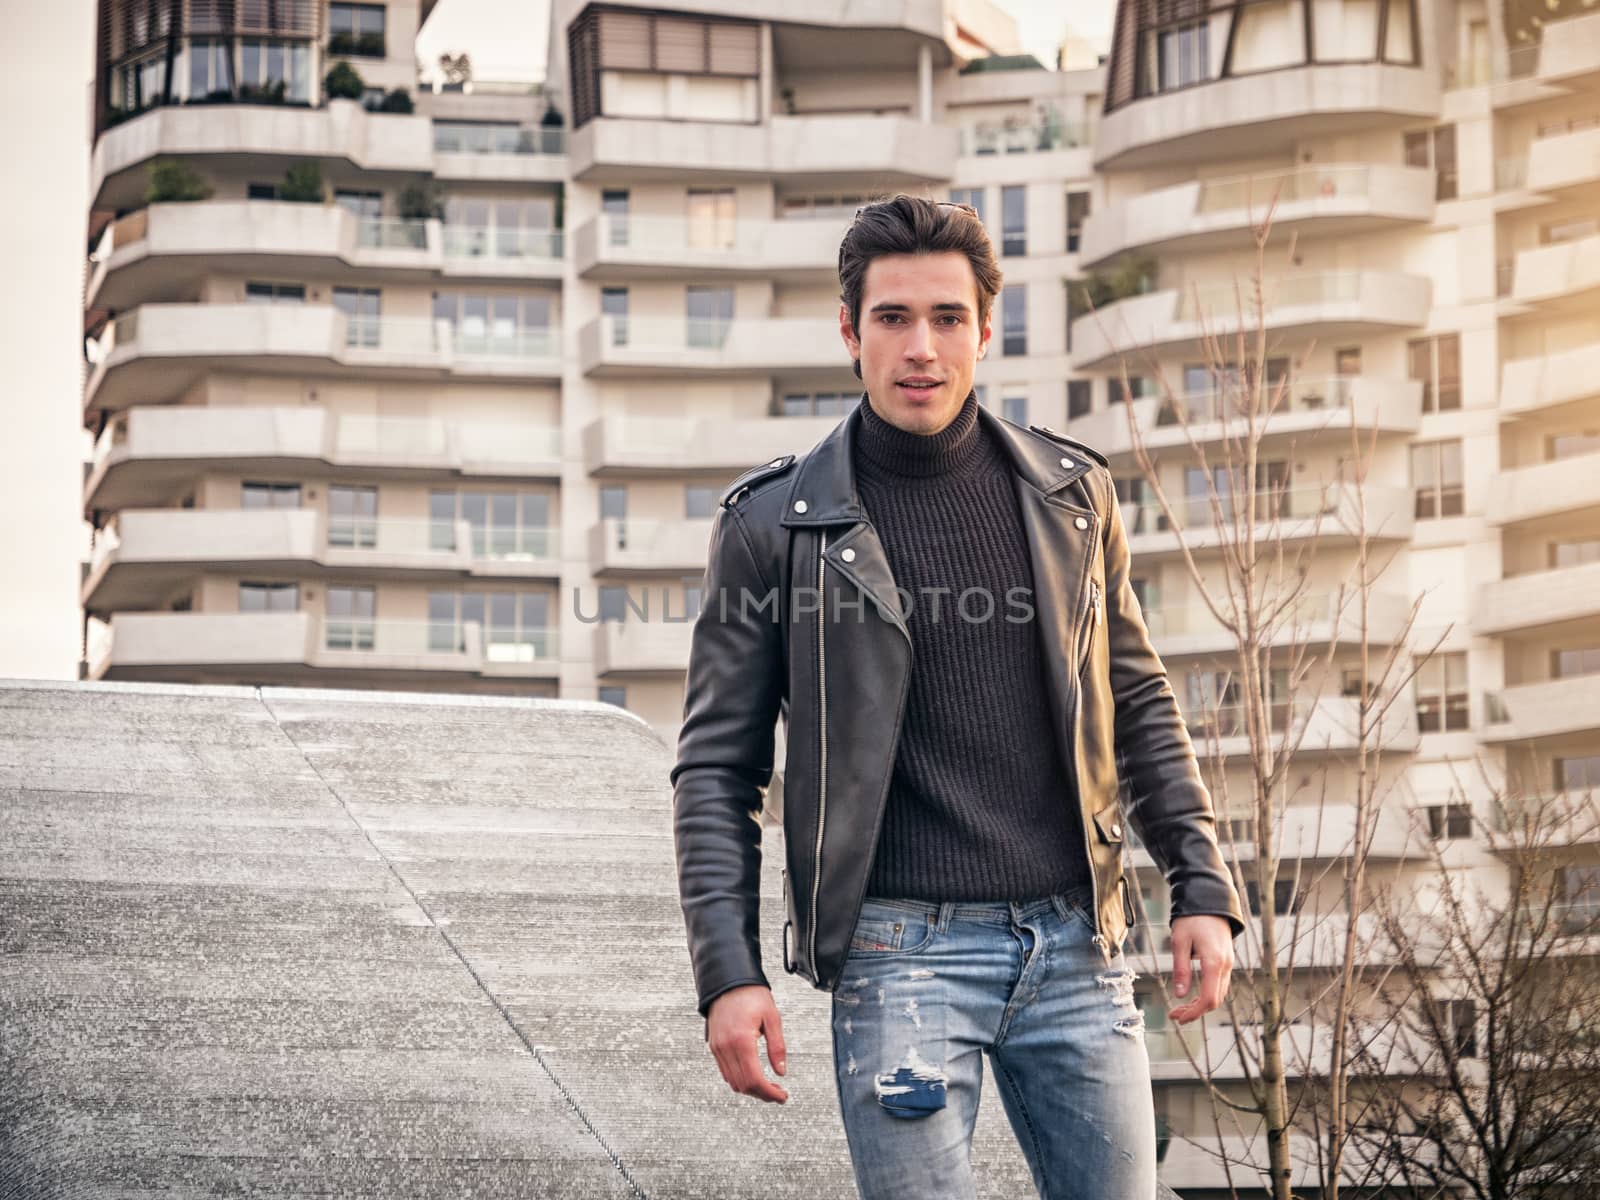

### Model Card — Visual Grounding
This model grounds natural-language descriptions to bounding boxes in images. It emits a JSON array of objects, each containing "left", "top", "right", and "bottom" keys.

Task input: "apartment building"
[{"left": 79, "top": 0, "right": 1600, "bottom": 1192}]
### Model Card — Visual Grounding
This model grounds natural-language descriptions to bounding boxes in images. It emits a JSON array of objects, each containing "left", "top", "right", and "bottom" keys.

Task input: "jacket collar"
[{"left": 779, "top": 392, "right": 1097, "bottom": 527}]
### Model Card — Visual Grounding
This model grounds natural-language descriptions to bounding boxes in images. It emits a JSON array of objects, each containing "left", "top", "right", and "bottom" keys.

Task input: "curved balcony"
[
  {"left": 1509, "top": 231, "right": 1600, "bottom": 312},
  {"left": 1525, "top": 125, "right": 1600, "bottom": 199},
  {"left": 1490, "top": 13, "right": 1600, "bottom": 109},
  {"left": 1079, "top": 164, "right": 1435, "bottom": 269},
  {"left": 589, "top": 517, "right": 713, "bottom": 575},
  {"left": 1141, "top": 590, "right": 1412, "bottom": 659},
  {"left": 431, "top": 123, "right": 566, "bottom": 185},
  {"left": 1484, "top": 451, "right": 1600, "bottom": 526},
  {"left": 1483, "top": 674, "right": 1600, "bottom": 743},
  {"left": 1499, "top": 340, "right": 1600, "bottom": 418},
  {"left": 1067, "top": 375, "right": 1421, "bottom": 457},
  {"left": 570, "top": 114, "right": 957, "bottom": 187},
  {"left": 86, "top": 406, "right": 560, "bottom": 512},
  {"left": 85, "top": 304, "right": 561, "bottom": 416},
  {"left": 1094, "top": 62, "right": 1438, "bottom": 172},
  {"left": 91, "top": 100, "right": 434, "bottom": 212},
  {"left": 1474, "top": 560, "right": 1600, "bottom": 637},
  {"left": 577, "top": 315, "right": 841, "bottom": 378},
  {"left": 1121, "top": 483, "right": 1415, "bottom": 558},
  {"left": 1175, "top": 695, "right": 1419, "bottom": 762},
  {"left": 581, "top": 413, "right": 839, "bottom": 477},
  {"left": 573, "top": 214, "right": 838, "bottom": 282},
  {"left": 591, "top": 618, "right": 694, "bottom": 676},
  {"left": 83, "top": 509, "right": 559, "bottom": 616},
  {"left": 89, "top": 611, "right": 559, "bottom": 683},
  {"left": 1069, "top": 270, "right": 1431, "bottom": 371}
]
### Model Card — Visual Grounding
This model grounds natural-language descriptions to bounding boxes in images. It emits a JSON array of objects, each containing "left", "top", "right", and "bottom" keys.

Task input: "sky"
[{"left": 0, "top": 0, "right": 1118, "bottom": 682}]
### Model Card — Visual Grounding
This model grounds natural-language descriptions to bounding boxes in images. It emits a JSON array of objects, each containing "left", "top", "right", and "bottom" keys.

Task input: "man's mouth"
[{"left": 898, "top": 379, "right": 941, "bottom": 393}]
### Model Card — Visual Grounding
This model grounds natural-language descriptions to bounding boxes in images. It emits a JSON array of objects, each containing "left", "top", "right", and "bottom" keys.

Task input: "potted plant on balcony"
[
  {"left": 323, "top": 61, "right": 366, "bottom": 102},
  {"left": 377, "top": 89, "right": 413, "bottom": 113},
  {"left": 398, "top": 181, "right": 444, "bottom": 222},
  {"left": 145, "top": 158, "right": 213, "bottom": 204},
  {"left": 279, "top": 160, "right": 325, "bottom": 204}
]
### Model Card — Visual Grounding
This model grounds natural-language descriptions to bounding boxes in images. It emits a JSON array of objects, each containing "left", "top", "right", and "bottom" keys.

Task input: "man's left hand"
[{"left": 1167, "top": 914, "right": 1233, "bottom": 1024}]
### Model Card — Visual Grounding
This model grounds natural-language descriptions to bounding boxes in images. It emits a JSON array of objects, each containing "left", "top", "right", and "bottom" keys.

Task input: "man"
[{"left": 671, "top": 194, "right": 1244, "bottom": 1198}]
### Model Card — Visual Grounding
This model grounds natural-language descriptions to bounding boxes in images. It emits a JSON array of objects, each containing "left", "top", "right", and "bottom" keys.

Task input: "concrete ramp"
[{"left": 0, "top": 679, "right": 1037, "bottom": 1198}]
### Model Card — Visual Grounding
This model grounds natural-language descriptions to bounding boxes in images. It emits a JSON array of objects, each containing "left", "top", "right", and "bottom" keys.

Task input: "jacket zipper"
[
  {"left": 1072, "top": 569, "right": 1112, "bottom": 967},
  {"left": 808, "top": 529, "right": 829, "bottom": 976}
]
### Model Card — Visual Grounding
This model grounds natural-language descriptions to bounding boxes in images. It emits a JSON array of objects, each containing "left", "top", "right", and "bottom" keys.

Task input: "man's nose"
[{"left": 904, "top": 319, "right": 935, "bottom": 360}]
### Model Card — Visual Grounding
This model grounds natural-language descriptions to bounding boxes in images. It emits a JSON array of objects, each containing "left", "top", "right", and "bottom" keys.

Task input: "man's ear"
[
  {"left": 977, "top": 309, "right": 993, "bottom": 359},
  {"left": 838, "top": 302, "right": 860, "bottom": 359}
]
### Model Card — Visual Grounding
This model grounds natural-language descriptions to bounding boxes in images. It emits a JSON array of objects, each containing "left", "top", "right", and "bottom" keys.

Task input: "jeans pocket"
[{"left": 848, "top": 903, "right": 936, "bottom": 956}]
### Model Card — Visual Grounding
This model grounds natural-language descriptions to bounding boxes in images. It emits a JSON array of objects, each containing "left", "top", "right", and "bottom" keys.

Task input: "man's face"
[{"left": 840, "top": 251, "right": 992, "bottom": 436}]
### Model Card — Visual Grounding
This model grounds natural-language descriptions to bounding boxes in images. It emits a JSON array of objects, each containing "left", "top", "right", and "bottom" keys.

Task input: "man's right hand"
[{"left": 706, "top": 984, "right": 788, "bottom": 1103}]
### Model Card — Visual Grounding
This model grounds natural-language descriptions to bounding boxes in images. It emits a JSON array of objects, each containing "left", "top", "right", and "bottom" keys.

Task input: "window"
[
  {"left": 1335, "top": 345, "right": 1363, "bottom": 376},
  {"left": 429, "top": 590, "right": 553, "bottom": 658},
  {"left": 431, "top": 489, "right": 552, "bottom": 557},
  {"left": 1002, "top": 284, "right": 1027, "bottom": 356},
  {"left": 687, "top": 187, "right": 736, "bottom": 249},
  {"left": 598, "top": 585, "right": 631, "bottom": 623},
  {"left": 599, "top": 685, "right": 628, "bottom": 708},
  {"left": 238, "top": 39, "right": 311, "bottom": 103},
  {"left": 601, "top": 287, "right": 629, "bottom": 346},
  {"left": 328, "top": 484, "right": 378, "bottom": 548},
  {"left": 1425, "top": 803, "right": 1473, "bottom": 840},
  {"left": 1002, "top": 395, "right": 1027, "bottom": 425},
  {"left": 1549, "top": 430, "right": 1600, "bottom": 461},
  {"left": 778, "top": 193, "right": 866, "bottom": 220},
  {"left": 1443, "top": 998, "right": 1477, "bottom": 1057},
  {"left": 686, "top": 285, "right": 733, "bottom": 349},
  {"left": 602, "top": 189, "right": 630, "bottom": 245},
  {"left": 333, "top": 286, "right": 381, "bottom": 346},
  {"left": 444, "top": 196, "right": 557, "bottom": 259},
  {"left": 1404, "top": 125, "right": 1458, "bottom": 201},
  {"left": 1141, "top": 19, "right": 1209, "bottom": 96},
  {"left": 242, "top": 482, "right": 300, "bottom": 509},
  {"left": 1411, "top": 440, "right": 1464, "bottom": 519},
  {"left": 334, "top": 189, "right": 382, "bottom": 219},
  {"left": 780, "top": 391, "right": 855, "bottom": 417},
  {"left": 1116, "top": 473, "right": 1160, "bottom": 534},
  {"left": 432, "top": 292, "right": 552, "bottom": 355},
  {"left": 187, "top": 38, "right": 230, "bottom": 100},
  {"left": 1407, "top": 333, "right": 1461, "bottom": 412},
  {"left": 1187, "top": 667, "right": 1290, "bottom": 739},
  {"left": 245, "top": 281, "right": 305, "bottom": 304},
  {"left": 1067, "top": 379, "right": 1091, "bottom": 420},
  {"left": 329, "top": 3, "right": 386, "bottom": 57},
  {"left": 1553, "top": 646, "right": 1600, "bottom": 679},
  {"left": 433, "top": 121, "right": 560, "bottom": 155},
  {"left": 685, "top": 485, "right": 717, "bottom": 518},
  {"left": 599, "top": 485, "right": 627, "bottom": 521},
  {"left": 1414, "top": 650, "right": 1468, "bottom": 732},
  {"left": 1065, "top": 190, "right": 1090, "bottom": 253},
  {"left": 1185, "top": 460, "right": 1290, "bottom": 524},
  {"left": 239, "top": 581, "right": 298, "bottom": 612},
  {"left": 567, "top": 7, "right": 760, "bottom": 128},
  {"left": 1557, "top": 755, "right": 1600, "bottom": 791},
  {"left": 1245, "top": 878, "right": 1304, "bottom": 917},
  {"left": 325, "top": 585, "right": 377, "bottom": 649},
  {"left": 247, "top": 182, "right": 278, "bottom": 201},
  {"left": 1540, "top": 215, "right": 1600, "bottom": 245},
  {"left": 684, "top": 583, "right": 703, "bottom": 618},
  {"left": 1001, "top": 185, "right": 1026, "bottom": 256},
  {"left": 949, "top": 187, "right": 984, "bottom": 224},
  {"left": 1557, "top": 864, "right": 1600, "bottom": 934},
  {"left": 1552, "top": 538, "right": 1600, "bottom": 568}
]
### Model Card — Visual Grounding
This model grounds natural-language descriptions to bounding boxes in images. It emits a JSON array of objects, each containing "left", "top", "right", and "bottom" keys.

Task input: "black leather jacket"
[{"left": 671, "top": 400, "right": 1245, "bottom": 1023}]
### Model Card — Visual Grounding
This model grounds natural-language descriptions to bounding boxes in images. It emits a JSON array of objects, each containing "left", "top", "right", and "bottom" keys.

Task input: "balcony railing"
[
  {"left": 432, "top": 124, "right": 565, "bottom": 155},
  {"left": 323, "top": 516, "right": 557, "bottom": 561},
  {"left": 441, "top": 225, "right": 563, "bottom": 260},
  {"left": 1194, "top": 164, "right": 1383, "bottom": 213},
  {"left": 450, "top": 326, "right": 559, "bottom": 359},
  {"left": 1153, "top": 374, "right": 1363, "bottom": 425},
  {"left": 1176, "top": 271, "right": 1366, "bottom": 321},
  {"left": 319, "top": 617, "right": 558, "bottom": 663},
  {"left": 959, "top": 116, "right": 1092, "bottom": 156},
  {"left": 1120, "top": 484, "right": 1352, "bottom": 536},
  {"left": 355, "top": 217, "right": 428, "bottom": 250}
]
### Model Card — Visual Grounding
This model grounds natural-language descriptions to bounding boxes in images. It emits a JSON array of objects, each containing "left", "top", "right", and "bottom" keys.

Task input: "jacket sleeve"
[
  {"left": 1099, "top": 471, "right": 1246, "bottom": 939},
  {"left": 670, "top": 501, "right": 786, "bottom": 1020}
]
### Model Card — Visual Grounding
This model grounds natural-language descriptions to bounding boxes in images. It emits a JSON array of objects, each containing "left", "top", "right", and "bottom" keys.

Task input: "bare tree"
[{"left": 1075, "top": 181, "right": 1442, "bottom": 1199}]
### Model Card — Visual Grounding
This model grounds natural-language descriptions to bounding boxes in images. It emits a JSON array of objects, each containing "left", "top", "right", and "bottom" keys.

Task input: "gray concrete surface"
[{"left": 0, "top": 678, "right": 1044, "bottom": 1198}]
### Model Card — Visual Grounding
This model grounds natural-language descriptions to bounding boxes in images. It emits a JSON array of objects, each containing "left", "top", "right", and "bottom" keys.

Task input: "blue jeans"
[{"left": 829, "top": 887, "right": 1168, "bottom": 1200}]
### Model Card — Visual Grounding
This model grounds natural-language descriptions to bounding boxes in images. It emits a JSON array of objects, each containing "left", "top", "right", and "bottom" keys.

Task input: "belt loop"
[
  {"left": 1050, "top": 893, "right": 1071, "bottom": 924},
  {"left": 937, "top": 901, "right": 955, "bottom": 933}
]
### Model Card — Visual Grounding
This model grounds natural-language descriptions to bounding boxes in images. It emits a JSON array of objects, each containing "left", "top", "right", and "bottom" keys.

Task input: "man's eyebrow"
[{"left": 866, "top": 301, "right": 973, "bottom": 314}]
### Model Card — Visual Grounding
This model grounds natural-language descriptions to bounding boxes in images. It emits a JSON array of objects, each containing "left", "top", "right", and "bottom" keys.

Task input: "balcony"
[
  {"left": 85, "top": 304, "right": 561, "bottom": 415},
  {"left": 573, "top": 214, "right": 838, "bottom": 283},
  {"left": 1140, "top": 589, "right": 1412, "bottom": 659},
  {"left": 82, "top": 509, "right": 559, "bottom": 616},
  {"left": 1499, "top": 340, "right": 1600, "bottom": 417},
  {"left": 569, "top": 114, "right": 958, "bottom": 187},
  {"left": 1175, "top": 695, "right": 1420, "bottom": 762},
  {"left": 1490, "top": 13, "right": 1600, "bottom": 108},
  {"left": 1474, "top": 560, "right": 1600, "bottom": 637},
  {"left": 577, "top": 315, "right": 841, "bottom": 378},
  {"left": 1094, "top": 62, "right": 1439, "bottom": 171},
  {"left": 1483, "top": 451, "right": 1600, "bottom": 526},
  {"left": 1067, "top": 375, "right": 1421, "bottom": 458},
  {"left": 1482, "top": 673, "right": 1600, "bottom": 743},
  {"left": 1525, "top": 124, "right": 1600, "bottom": 198},
  {"left": 439, "top": 225, "right": 563, "bottom": 281},
  {"left": 1489, "top": 790, "right": 1600, "bottom": 849},
  {"left": 589, "top": 517, "right": 713, "bottom": 575},
  {"left": 85, "top": 407, "right": 561, "bottom": 511},
  {"left": 1079, "top": 164, "right": 1435, "bottom": 269},
  {"left": 1069, "top": 270, "right": 1431, "bottom": 371},
  {"left": 1129, "top": 802, "right": 1423, "bottom": 877},
  {"left": 431, "top": 122, "right": 565, "bottom": 184},
  {"left": 582, "top": 414, "right": 840, "bottom": 476},
  {"left": 91, "top": 100, "right": 433, "bottom": 212},
  {"left": 1509, "top": 231, "right": 1600, "bottom": 311},
  {"left": 89, "top": 611, "right": 559, "bottom": 682},
  {"left": 1121, "top": 483, "right": 1415, "bottom": 558},
  {"left": 591, "top": 618, "right": 695, "bottom": 676},
  {"left": 1159, "top": 1129, "right": 1437, "bottom": 1191}
]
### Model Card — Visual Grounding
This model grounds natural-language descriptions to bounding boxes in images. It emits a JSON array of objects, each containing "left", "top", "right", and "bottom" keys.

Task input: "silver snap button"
[
  {"left": 1074, "top": 515, "right": 1089, "bottom": 530},
  {"left": 1060, "top": 456, "right": 1074, "bottom": 468},
  {"left": 793, "top": 499, "right": 808, "bottom": 513},
  {"left": 768, "top": 457, "right": 784, "bottom": 467},
  {"left": 1112, "top": 823, "right": 1122, "bottom": 837},
  {"left": 841, "top": 547, "right": 856, "bottom": 562}
]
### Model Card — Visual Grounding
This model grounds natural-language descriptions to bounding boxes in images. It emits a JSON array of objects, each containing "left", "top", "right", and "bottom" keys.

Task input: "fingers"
[
  {"left": 1168, "top": 944, "right": 1233, "bottom": 1024},
  {"left": 711, "top": 1026, "right": 789, "bottom": 1104},
  {"left": 764, "top": 1008, "right": 787, "bottom": 1078},
  {"left": 1169, "top": 925, "right": 1192, "bottom": 998}
]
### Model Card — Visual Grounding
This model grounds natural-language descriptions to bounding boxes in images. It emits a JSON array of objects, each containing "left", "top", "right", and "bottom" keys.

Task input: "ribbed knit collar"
[{"left": 854, "top": 387, "right": 987, "bottom": 479}]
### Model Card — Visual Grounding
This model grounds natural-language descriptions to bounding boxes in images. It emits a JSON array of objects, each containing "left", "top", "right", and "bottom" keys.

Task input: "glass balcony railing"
[
  {"left": 318, "top": 617, "right": 558, "bottom": 662},
  {"left": 450, "top": 325, "right": 559, "bottom": 359},
  {"left": 323, "top": 516, "right": 557, "bottom": 560},
  {"left": 1152, "top": 374, "right": 1362, "bottom": 425},
  {"left": 355, "top": 217, "right": 428, "bottom": 250},
  {"left": 441, "top": 225, "right": 563, "bottom": 260},
  {"left": 1119, "top": 484, "right": 1351, "bottom": 535},
  {"left": 1194, "top": 164, "right": 1379, "bottom": 213},
  {"left": 1176, "top": 271, "right": 1365, "bottom": 321},
  {"left": 432, "top": 122, "right": 565, "bottom": 155}
]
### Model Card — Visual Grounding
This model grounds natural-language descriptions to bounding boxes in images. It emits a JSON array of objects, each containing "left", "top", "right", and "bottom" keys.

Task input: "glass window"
[
  {"left": 598, "top": 585, "right": 630, "bottom": 623},
  {"left": 601, "top": 287, "right": 629, "bottom": 346},
  {"left": 333, "top": 286, "right": 380, "bottom": 346},
  {"left": 1145, "top": 20, "right": 1209, "bottom": 95},
  {"left": 1002, "top": 395, "right": 1027, "bottom": 425},
  {"left": 245, "top": 281, "right": 305, "bottom": 303},
  {"left": 1557, "top": 755, "right": 1600, "bottom": 790},
  {"left": 1414, "top": 650, "right": 1468, "bottom": 732},
  {"left": 247, "top": 182, "right": 278, "bottom": 200},
  {"left": 329, "top": 3, "right": 387, "bottom": 57},
  {"left": 949, "top": 187, "right": 985, "bottom": 224},
  {"left": 1551, "top": 539, "right": 1600, "bottom": 568},
  {"left": 187, "top": 38, "right": 229, "bottom": 100},
  {"left": 1426, "top": 803, "right": 1473, "bottom": 840},
  {"left": 686, "top": 285, "right": 733, "bottom": 349},
  {"left": 1549, "top": 431, "right": 1600, "bottom": 461},
  {"left": 599, "top": 485, "right": 627, "bottom": 520},
  {"left": 1068, "top": 379, "right": 1091, "bottom": 420},
  {"left": 685, "top": 486, "right": 717, "bottom": 518},
  {"left": 1411, "top": 440, "right": 1464, "bottom": 519},
  {"left": 239, "top": 581, "right": 298, "bottom": 612},
  {"left": 599, "top": 686, "right": 628, "bottom": 708},
  {"left": 328, "top": 484, "right": 378, "bottom": 547},
  {"left": 1065, "top": 190, "right": 1090, "bottom": 253},
  {"left": 1001, "top": 185, "right": 1026, "bottom": 256},
  {"left": 686, "top": 187, "right": 736, "bottom": 250},
  {"left": 241, "top": 482, "right": 300, "bottom": 509},
  {"left": 1408, "top": 333, "right": 1460, "bottom": 412},
  {"left": 1553, "top": 646, "right": 1600, "bottom": 678},
  {"left": 1002, "top": 284, "right": 1027, "bottom": 356},
  {"left": 335, "top": 189, "right": 382, "bottom": 219},
  {"left": 324, "top": 584, "right": 376, "bottom": 649},
  {"left": 602, "top": 189, "right": 630, "bottom": 245}
]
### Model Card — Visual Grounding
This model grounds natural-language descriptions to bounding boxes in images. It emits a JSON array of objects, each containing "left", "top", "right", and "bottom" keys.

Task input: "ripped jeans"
[{"left": 829, "top": 887, "right": 1167, "bottom": 1200}]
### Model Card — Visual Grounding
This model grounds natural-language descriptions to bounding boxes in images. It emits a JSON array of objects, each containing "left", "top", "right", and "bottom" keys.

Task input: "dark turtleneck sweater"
[{"left": 853, "top": 388, "right": 1091, "bottom": 903}]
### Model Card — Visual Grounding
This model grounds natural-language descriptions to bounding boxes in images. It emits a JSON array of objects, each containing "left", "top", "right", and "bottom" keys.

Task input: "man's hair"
[{"left": 838, "top": 194, "right": 1003, "bottom": 379}]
